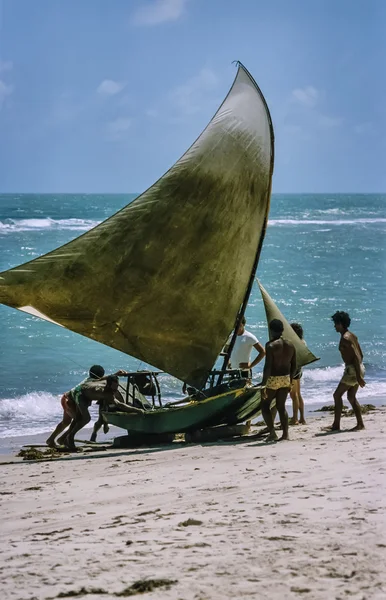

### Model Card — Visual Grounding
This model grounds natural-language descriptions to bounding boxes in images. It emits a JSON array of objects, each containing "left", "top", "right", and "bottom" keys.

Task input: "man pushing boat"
[
  {"left": 47, "top": 367, "right": 144, "bottom": 450},
  {"left": 62, "top": 375, "right": 145, "bottom": 450}
]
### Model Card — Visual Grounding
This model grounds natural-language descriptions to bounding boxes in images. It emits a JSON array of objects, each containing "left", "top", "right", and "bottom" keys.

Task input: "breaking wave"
[
  {"left": 0, "top": 391, "right": 99, "bottom": 438},
  {"left": 1, "top": 366, "right": 385, "bottom": 438},
  {"left": 269, "top": 218, "right": 386, "bottom": 226},
  {"left": 0, "top": 218, "right": 100, "bottom": 234}
]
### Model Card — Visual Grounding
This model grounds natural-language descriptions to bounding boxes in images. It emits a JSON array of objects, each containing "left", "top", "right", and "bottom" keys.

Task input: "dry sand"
[{"left": 0, "top": 408, "right": 385, "bottom": 600}]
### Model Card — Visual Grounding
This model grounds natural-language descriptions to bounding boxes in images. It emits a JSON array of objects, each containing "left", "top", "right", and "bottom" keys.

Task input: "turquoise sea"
[{"left": 0, "top": 193, "right": 385, "bottom": 440}]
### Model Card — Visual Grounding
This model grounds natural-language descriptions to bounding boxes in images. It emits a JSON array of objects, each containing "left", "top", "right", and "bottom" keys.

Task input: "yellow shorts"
[
  {"left": 340, "top": 364, "right": 365, "bottom": 387},
  {"left": 266, "top": 375, "right": 291, "bottom": 390}
]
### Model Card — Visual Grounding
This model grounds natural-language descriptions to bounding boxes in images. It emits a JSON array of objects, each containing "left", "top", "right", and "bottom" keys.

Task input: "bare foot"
[
  {"left": 56, "top": 435, "right": 67, "bottom": 446},
  {"left": 299, "top": 419, "right": 307, "bottom": 425},
  {"left": 350, "top": 424, "right": 365, "bottom": 431},
  {"left": 103, "top": 423, "right": 109, "bottom": 434},
  {"left": 279, "top": 435, "right": 289, "bottom": 441},
  {"left": 322, "top": 425, "right": 341, "bottom": 432},
  {"left": 46, "top": 438, "right": 57, "bottom": 449},
  {"left": 265, "top": 432, "right": 278, "bottom": 443},
  {"left": 290, "top": 419, "right": 299, "bottom": 426}
]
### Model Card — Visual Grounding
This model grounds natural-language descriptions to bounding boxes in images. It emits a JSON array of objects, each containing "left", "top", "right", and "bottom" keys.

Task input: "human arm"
[
  {"left": 261, "top": 343, "right": 272, "bottom": 387},
  {"left": 110, "top": 398, "right": 144, "bottom": 414},
  {"left": 249, "top": 341, "right": 266, "bottom": 369},
  {"left": 348, "top": 336, "right": 366, "bottom": 387},
  {"left": 96, "top": 369, "right": 128, "bottom": 382}
]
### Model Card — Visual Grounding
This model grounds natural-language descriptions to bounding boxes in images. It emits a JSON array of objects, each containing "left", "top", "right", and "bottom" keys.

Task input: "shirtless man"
[
  {"left": 261, "top": 319, "right": 296, "bottom": 442},
  {"left": 329, "top": 311, "right": 365, "bottom": 431},
  {"left": 46, "top": 364, "right": 105, "bottom": 448},
  {"left": 64, "top": 375, "right": 144, "bottom": 450}
]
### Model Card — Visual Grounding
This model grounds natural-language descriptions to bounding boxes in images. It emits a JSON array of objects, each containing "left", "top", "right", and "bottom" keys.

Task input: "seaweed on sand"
[
  {"left": 115, "top": 579, "right": 178, "bottom": 596},
  {"left": 50, "top": 579, "right": 177, "bottom": 598},
  {"left": 17, "top": 447, "right": 60, "bottom": 461},
  {"left": 315, "top": 404, "right": 376, "bottom": 416}
]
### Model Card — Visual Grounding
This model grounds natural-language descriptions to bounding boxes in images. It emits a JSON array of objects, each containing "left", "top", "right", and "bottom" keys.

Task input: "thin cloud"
[
  {"left": 291, "top": 85, "right": 319, "bottom": 108},
  {"left": 131, "top": 0, "right": 187, "bottom": 26},
  {"left": 145, "top": 108, "right": 159, "bottom": 118},
  {"left": 46, "top": 91, "right": 86, "bottom": 126},
  {"left": 0, "top": 80, "right": 13, "bottom": 109},
  {"left": 97, "top": 79, "right": 126, "bottom": 96},
  {"left": 317, "top": 114, "right": 342, "bottom": 129},
  {"left": 354, "top": 122, "right": 374, "bottom": 135},
  {"left": 285, "top": 86, "right": 341, "bottom": 134},
  {"left": 106, "top": 117, "right": 132, "bottom": 140},
  {"left": 0, "top": 60, "right": 13, "bottom": 73},
  {"left": 169, "top": 67, "right": 218, "bottom": 116}
]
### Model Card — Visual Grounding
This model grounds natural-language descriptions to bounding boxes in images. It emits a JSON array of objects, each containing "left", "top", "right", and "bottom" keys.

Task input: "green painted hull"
[{"left": 104, "top": 386, "right": 263, "bottom": 435}]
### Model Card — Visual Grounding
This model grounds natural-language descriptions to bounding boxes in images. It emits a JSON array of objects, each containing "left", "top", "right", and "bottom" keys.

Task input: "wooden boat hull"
[{"left": 104, "top": 385, "right": 263, "bottom": 435}]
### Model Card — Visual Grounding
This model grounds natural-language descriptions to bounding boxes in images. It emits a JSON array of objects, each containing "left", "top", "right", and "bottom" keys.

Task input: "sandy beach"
[{"left": 0, "top": 408, "right": 385, "bottom": 600}]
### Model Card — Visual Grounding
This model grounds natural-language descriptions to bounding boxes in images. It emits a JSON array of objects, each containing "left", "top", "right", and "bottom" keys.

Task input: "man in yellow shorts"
[
  {"left": 327, "top": 311, "right": 366, "bottom": 432},
  {"left": 261, "top": 319, "right": 296, "bottom": 442}
]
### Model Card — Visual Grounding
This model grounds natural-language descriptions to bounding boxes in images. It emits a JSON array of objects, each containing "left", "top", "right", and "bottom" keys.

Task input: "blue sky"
[{"left": 0, "top": 0, "right": 384, "bottom": 193}]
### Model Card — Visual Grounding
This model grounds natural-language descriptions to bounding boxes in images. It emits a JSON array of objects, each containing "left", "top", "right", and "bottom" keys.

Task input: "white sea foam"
[
  {"left": 300, "top": 366, "right": 386, "bottom": 406},
  {"left": 1, "top": 368, "right": 385, "bottom": 438},
  {"left": 0, "top": 218, "right": 100, "bottom": 234},
  {"left": 269, "top": 218, "right": 386, "bottom": 226},
  {"left": 0, "top": 391, "right": 99, "bottom": 438}
]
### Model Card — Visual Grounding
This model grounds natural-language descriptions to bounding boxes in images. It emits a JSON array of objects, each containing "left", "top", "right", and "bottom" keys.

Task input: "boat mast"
[{"left": 217, "top": 62, "right": 275, "bottom": 386}]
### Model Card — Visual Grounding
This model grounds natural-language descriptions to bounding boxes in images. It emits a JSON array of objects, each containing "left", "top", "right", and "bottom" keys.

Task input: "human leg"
[
  {"left": 66, "top": 402, "right": 91, "bottom": 449},
  {"left": 298, "top": 380, "right": 306, "bottom": 424},
  {"left": 276, "top": 387, "right": 290, "bottom": 440},
  {"left": 261, "top": 388, "right": 278, "bottom": 441},
  {"left": 290, "top": 381, "right": 299, "bottom": 425},
  {"left": 331, "top": 382, "right": 350, "bottom": 430},
  {"left": 347, "top": 385, "right": 365, "bottom": 430},
  {"left": 90, "top": 415, "right": 104, "bottom": 442},
  {"left": 46, "top": 413, "right": 72, "bottom": 448},
  {"left": 90, "top": 405, "right": 103, "bottom": 442},
  {"left": 46, "top": 394, "right": 75, "bottom": 447}
]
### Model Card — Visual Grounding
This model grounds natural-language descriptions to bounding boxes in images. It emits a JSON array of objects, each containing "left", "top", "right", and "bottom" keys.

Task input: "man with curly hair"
[{"left": 329, "top": 311, "right": 366, "bottom": 431}]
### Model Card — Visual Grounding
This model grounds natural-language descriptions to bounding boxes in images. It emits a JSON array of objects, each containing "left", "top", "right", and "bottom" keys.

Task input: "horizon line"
[{"left": 1, "top": 191, "right": 385, "bottom": 196}]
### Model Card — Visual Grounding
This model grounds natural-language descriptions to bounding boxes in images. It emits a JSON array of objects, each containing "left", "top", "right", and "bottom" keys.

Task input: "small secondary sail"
[
  {"left": 0, "top": 64, "right": 274, "bottom": 388},
  {"left": 258, "top": 281, "right": 319, "bottom": 368}
]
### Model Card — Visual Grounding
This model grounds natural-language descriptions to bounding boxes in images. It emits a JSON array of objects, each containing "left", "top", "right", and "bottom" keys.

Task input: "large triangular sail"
[
  {"left": 0, "top": 64, "right": 274, "bottom": 388},
  {"left": 258, "top": 281, "right": 319, "bottom": 368}
]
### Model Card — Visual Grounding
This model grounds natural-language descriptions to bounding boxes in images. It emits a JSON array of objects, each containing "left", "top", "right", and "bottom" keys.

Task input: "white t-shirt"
[{"left": 228, "top": 330, "right": 259, "bottom": 368}]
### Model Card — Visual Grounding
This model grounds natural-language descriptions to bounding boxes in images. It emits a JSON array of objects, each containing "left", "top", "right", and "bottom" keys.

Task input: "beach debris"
[
  {"left": 315, "top": 404, "right": 376, "bottom": 416},
  {"left": 345, "top": 403, "right": 376, "bottom": 416},
  {"left": 315, "top": 405, "right": 349, "bottom": 412},
  {"left": 115, "top": 579, "right": 177, "bottom": 596},
  {"left": 54, "top": 588, "right": 108, "bottom": 597},
  {"left": 18, "top": 447, "right": 60, "bottom": 461},
  {"left": 48, "top": 579, "right": 177, "bottom": 598},
  {"left": 178, "top": 518, "right": 203, "bottom": 527}
]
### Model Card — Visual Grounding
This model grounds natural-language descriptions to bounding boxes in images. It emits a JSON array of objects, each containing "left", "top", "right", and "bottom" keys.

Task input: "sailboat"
[{"left": 0, "top": 63, "right": 317, "bottom": 439}]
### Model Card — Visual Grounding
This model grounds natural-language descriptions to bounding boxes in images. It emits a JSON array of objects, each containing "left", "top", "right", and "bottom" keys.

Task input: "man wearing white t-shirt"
[{"left": 225, "top": 316, "right": 266, "bottom": 371}]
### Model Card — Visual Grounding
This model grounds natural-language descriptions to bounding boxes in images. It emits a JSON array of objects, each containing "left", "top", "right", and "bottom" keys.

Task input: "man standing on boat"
[
  {"left": 328, "top": 311, "right": 365, "bottom": 431},
  {"left": 224, "top": 316, "right": 266, "bottom": 373},
  {"left": 261, "top": 319, "right": 296, "bottom": 442}
]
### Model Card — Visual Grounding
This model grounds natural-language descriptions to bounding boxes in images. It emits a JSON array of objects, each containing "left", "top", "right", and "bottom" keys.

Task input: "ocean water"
[{"left": 0, "top": 193, "right": 385, "bottom": 440}]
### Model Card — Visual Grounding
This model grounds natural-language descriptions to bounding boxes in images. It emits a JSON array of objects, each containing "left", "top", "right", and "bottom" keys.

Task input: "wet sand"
[{"left": 0, "top": 408, "right": 385, "bottom": 599}]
